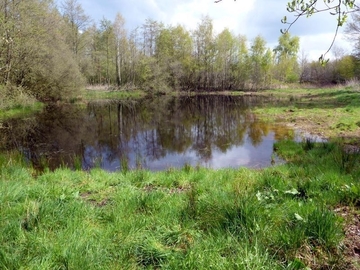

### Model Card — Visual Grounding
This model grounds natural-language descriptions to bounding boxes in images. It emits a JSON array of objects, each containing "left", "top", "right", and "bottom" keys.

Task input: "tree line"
[{"left": 0, "top": 0, "right": 359, "bottom": 102}]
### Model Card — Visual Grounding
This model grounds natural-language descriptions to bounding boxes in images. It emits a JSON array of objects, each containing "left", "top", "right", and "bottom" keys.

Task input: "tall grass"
[
  {"left": 0, "top": 85, "right": 38, "bottom": 110},
  {"left": 0, "top": 140, "right": 359, "bottom": 269},
  {"left": 0, "top": 85, "right": 42, "bottom": 120}
]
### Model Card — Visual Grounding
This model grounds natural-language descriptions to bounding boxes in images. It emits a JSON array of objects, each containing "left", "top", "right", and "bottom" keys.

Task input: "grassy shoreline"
[
  {"left": 253, "top": 87, "right": 360, "bottom": 144},
  {"left": 3, "top": 86, "right": 359, "bottom": 145},
  {"left": 1, "top": 140, "right": 360, "bottom": 269},
  {"left": 80, "top": 88, "right": 147, "bottom": 101},
  {"left": 80, "top": 86, "right": 360, "bottom": 144},
  {"left": 1, "top": 87, "right": 360, "bottom": 269},
  {"left": 0, "top": 102, "right": 44, "bottom": 120}
]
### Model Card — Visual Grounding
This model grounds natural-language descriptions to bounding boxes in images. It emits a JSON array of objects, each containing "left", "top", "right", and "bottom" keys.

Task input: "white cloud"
[
  {"left": 300, "top": 32, "right": 352, "bottom": 60},
  {"left": 191, "top": 0, "right": 254, "bottom": 33},
  {"left": 73, "top": 0, "right": 352, "bottom": 60}
]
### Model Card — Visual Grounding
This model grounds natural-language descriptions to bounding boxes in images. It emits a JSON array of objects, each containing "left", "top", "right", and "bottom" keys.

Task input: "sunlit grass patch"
[
  {"left": 254, "top": 88, "right": 360, "bottom": 141},
  {"left": 0, "top": 102, "right": 43, "bottom": 120},
  {"left": 81, "top": 88, "right": 146, "bottom": 101},
  {"left": 0, "top": 86, "right": 43, "bottom": 119}
]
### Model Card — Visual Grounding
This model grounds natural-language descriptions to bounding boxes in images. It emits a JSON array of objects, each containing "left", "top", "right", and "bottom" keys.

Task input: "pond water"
[{"left": 0, "top": 95, "right": 297, "bottom": 171}]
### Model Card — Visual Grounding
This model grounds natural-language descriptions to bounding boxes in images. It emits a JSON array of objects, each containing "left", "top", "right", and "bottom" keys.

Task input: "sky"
[{"left": 61, "top": 0, "right": 355, "bottom": 60}]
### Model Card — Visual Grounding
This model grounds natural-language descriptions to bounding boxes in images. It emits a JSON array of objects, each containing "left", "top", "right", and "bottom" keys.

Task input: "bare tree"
[
  {"left": 60, "top": 0, "right": 90, "bottom": 56},
  {"left": 141, "top": 19, "right": 163, "bottom": 57},
  {"left": 113, "top": 13, "right": 127, "bottom": 86}
]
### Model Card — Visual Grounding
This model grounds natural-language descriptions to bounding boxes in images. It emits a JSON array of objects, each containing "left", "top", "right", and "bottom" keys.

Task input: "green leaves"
[
  {"left": 285, "top": 0, "right": 357, "bottom": 22},
  {"left": 284, "top": 0, "right": 358, "bottom": 63},
  {"left": 338, "top": 13, "right": 348, "bottom": 26},
  {"left": 318, "top": 54, "right": 330, "bottom": 66}
]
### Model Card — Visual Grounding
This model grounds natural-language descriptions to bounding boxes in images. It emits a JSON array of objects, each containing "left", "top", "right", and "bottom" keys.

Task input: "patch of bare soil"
[
  {"left": 86, "top": 85, "right": 113, "bottom": 91},
  {"left": 284, "top": 116, "right": 360, "bottom": 147},
  {"left": 286, "top": 119, "right": 327, "bottom": 140},
  {"left": 143, "top": 183, "right": 190, "bottom": 194},
  {"left": 335, "top": 206, "right": 360, "bottom": 269},
  {"left": 80, "top": 191, "right": 111, "bottom": 207}
]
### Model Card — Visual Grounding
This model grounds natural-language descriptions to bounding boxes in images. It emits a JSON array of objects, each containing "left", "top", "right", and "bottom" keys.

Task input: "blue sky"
[{"left": 59, "top": 0, "right": 353, "bottom": 60}]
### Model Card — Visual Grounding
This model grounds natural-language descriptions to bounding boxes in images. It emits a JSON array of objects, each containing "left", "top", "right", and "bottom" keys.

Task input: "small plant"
[
  {"left": 304, "top": 208, "right": 343, "bottom": 250},
  {"left": 135, "top": 153, "right": 143, "bottom": 170},
  {"left": 73, "top": 155, "right": 82, "bottom": 171},
  {"left": 21, "top": 200, "right": 40, "bottom": 232},
  {"left": 33, "top": 153, "right": 51, "bottom": 172},
  {"left": 132, "top": 170, "right": 146, "bottom": 185},
  {"left": 182, "top": 183, "right": 198, "bottom": 220},
  {"left": 278, "top": 207, "right": 343, "bottom": 253},
  {"left": 302, "top": 138, "right": 315, "bottom": 151},
  {"left": 92, "top": 156, "right": 103, "bottom": 169},
  {"left": 321, "top": 141, "right": 336, "bottom": 152},
  {"left": 182, "top": 162, "right": 192, "bottom": 173},
  {"left": 120, "top": 154, "right": 129, "bottom": 174},
  {"left": 334, "top": 146, "right": 360, "bottom": 174},
  {"left": 133, "top": 238, "right": 170, "bottom": 268},
  {"left": 135, "top": 192, "right": 160, "bottom": 214}
]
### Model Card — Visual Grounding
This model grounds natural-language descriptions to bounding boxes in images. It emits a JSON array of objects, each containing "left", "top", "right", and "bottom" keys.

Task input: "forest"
[{"left": 0, "top": 0, "right": 359, "bottom": 103}]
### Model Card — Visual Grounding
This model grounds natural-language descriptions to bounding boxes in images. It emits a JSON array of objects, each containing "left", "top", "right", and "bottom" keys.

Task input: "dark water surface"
[{"left": 0, "top": 95, "right": 296, "bottom": 171}]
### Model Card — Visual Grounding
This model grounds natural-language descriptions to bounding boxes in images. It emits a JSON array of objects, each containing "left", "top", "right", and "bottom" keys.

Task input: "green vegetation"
[
  {"left": 0, "top": 86, "right": 43, "bottom": 119},
  {"left": 1, "top": 139, "right": 359, "bottom": 269},
  {"left": 254, "top": 87, "right": 360, "bottom": 143},
  {"left": 0, "top": 102, "right": 43, "bottom": 120},
  {"left": 81, "top": 88, "right": 147, "bottom": 101},
  {"left": 1, "top": 0, "right": 360, "bottom": 267},
  {"left": 3, "top": 0, "right": 360, "bottom": 110},
  {"left": 0, "top": 0, "right": 84, "bottom": 102}
]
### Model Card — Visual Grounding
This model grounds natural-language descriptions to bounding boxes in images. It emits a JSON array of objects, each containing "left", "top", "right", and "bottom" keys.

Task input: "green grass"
[
  {"left": 253, "top": 88, "right": 360, "bottom": 143},
  {"left": 0, "top": 86, "right": 359, "bottom": 268},
  {"left": 0, "top": 102, "right": 43, "bottom": 120},
  {"left": 80, "top": 88, "right": 146, "bottom": 101},
  {"left": 0, "top": 85, "right": 43, "bottom": 120},
  {"left": 1, "top": 141, "right": 359, "bottom": 269}
]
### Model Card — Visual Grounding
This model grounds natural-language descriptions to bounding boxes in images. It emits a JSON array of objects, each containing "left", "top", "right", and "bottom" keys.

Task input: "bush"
[{"left": 0, "top": 85, "right": 37, "bottom": 110}]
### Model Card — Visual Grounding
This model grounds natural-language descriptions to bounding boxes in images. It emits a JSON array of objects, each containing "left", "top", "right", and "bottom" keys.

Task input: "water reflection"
[{"left": 0, "top": 95, "right": 295, "bottom": 171}]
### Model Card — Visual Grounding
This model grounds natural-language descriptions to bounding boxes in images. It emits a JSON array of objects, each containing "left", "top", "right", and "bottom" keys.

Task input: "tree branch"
[{"left": 282, "top": 0, "right": 360, "bottom": 62}]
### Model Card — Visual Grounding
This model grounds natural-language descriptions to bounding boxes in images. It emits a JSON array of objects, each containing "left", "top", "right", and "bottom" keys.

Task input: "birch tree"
[{"left": 113, "top": 13, "right": 127, "bottom": 86}]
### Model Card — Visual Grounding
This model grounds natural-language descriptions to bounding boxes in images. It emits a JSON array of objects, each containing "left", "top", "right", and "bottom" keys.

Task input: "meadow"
[{"left": 1, "top": 139, "right": 359, "bottom": 269}]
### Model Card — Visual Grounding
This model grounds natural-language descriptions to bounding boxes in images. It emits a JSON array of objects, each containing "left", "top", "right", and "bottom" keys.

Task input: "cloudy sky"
[{"left": 65, "top": 0, "right": 354, "bottom": 60}]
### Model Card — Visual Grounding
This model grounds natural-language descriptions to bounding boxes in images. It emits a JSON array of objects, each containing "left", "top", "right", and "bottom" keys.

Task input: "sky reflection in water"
[{"left": 1, "top": 95, "right": 295, "bottom": 171}]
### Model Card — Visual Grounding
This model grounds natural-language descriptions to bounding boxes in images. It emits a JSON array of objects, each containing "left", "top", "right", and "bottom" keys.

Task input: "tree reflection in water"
[{"left": 0, "top": 95, "right": 295, "bottom": 171}]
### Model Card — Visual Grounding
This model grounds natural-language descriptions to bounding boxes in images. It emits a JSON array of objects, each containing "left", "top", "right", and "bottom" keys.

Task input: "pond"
[{"left": 0, "top": 95, "right": 297, "bottom": 171}]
